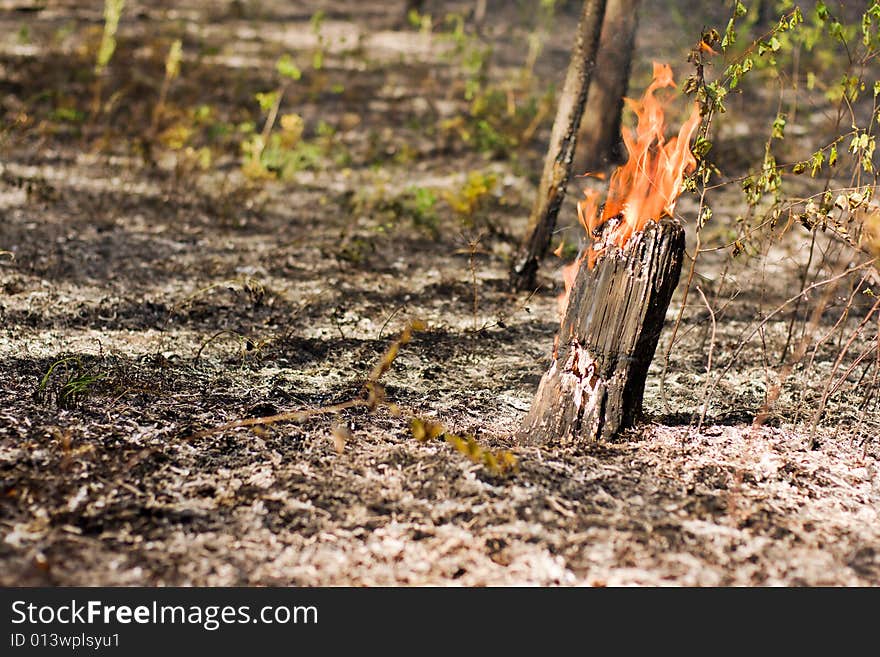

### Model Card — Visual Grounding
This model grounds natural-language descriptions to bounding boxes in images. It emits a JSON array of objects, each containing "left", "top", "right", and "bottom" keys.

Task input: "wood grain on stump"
[{"left": 518, "top": 219, "right": 685, "bottom": 446}]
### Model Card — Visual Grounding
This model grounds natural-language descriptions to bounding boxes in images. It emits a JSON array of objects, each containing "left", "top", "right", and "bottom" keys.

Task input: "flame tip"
[{"left": 561, "top": 61, "right": 699, "bottom": 315}]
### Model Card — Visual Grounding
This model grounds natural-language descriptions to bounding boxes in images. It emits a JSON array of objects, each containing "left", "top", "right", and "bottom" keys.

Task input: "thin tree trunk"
[
  {"left": 573, "top": 0, "right": 640, "bottom": 173},
  {"left": 518, "top": 219, "right": 684, "bottom": 446},
  {"left": 474, "top": 0, "right": 487, "bottom": 27},
  {"left": 757, "top": 0, "right": 775, "bottom": 26},
  {"left": 509, "top": 0, "right": 607, "bottom": 292}
]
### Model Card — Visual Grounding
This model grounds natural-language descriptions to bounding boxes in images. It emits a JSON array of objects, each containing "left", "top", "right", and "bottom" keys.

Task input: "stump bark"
[{"left": 518, "top": 219, "right": 684, "bottom": 446}]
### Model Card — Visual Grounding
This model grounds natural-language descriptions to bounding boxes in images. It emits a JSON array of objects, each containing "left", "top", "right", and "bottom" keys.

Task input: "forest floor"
[{"left": 1, "top": 1, "right": 879, "bottom": 586}]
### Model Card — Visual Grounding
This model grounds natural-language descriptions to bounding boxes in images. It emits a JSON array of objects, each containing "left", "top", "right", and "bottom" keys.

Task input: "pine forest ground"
[{"left": 1, "top": 1, "right": 879, "bottom": 586}]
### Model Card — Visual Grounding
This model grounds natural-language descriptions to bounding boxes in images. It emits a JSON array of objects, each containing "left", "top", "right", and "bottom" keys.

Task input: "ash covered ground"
[{"left": 1, "top": 1, "right": 878, "bottom": 585}]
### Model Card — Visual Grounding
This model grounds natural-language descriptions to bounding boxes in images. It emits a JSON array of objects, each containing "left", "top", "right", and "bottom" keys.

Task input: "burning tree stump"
[{"left": 518, "top": 218, "right": 684, "bottom": 446}]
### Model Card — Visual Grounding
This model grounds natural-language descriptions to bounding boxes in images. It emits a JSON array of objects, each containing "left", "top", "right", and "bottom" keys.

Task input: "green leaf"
[
  {"left": 165, "top": 39, "right": 182, "bottom": 79},
  {"left": 771, "top": 113, "right": 786, "bottom": 140},
  {"left": 276, "top": 54, "right": 302, "bottom": 80},
  {"left": 810, "top": 150, "right": 825, "bottom": 177},
  {"left": 255, "top": 90, "right": 279, "bottom": 113},
  {"left": 722, "top": 18, "right": 736, "bottom": 50},
  {"left": 693, "top": 136, "right": 713, "bottom": 158},
  {"left": 863, "top": 135, "right": 876, "bottom": 172},
  {"left": 698, "top": 205, "right": 713, "bottom": 229},
  {"left": 310, "top": 9, "right": 326, "bottom": 34},
  {"left": 95, "top": 0, "right": 125, "bottom": 72}
]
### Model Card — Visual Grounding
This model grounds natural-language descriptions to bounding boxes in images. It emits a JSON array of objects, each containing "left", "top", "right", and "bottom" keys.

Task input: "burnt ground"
[{"left": 1, "top": 1, "right": 879, "bottom": 586}]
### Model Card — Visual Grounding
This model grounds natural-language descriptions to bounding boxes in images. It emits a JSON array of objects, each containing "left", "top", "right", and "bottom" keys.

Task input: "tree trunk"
[
  {"left": 509, "top": 0, "right": 607, "bottom": 292},
  {"left": 474, "top": 0, "right": 487, "bottom": 27},
  {"left": 573, "top": 0, "right": 640, "bottom": 173},
  {"left": 518, "top": 219, "right": 684, "bottom": 446},
  {"left": 756, "top": 0, "right": 775, "bottom": 26}
]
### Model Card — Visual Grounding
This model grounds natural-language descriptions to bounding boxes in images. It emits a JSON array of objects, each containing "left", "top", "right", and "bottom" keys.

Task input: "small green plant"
[
  {"left": 403, "top": 186, "right": 439, "bottom": 235},
  {"left": 49, "top": 107, "right": 86, "bottom": 124},
  {"left": 435, "top": 7, "right": 555, "bottom": 158},
  {"left": 310, "top": 10, "right": 327, "bottom": 71},
  {"left": 95, "top": 0, "right": 124, "bottom": 74},
  {"left": 35, "top": 357, "right": 106, "bottom": 408},
  {"left": 149, "top": 39, "right": 183, "bottom": 142},
  {"left": 241, "top": 48, "right": 347, "bottom": 179},
  {"left": 444, "top": 170, "right": 498, "bottom": 228},
  {"left": 521, "top": 1, "right": 557, "bottom": 81},
  {"left": 242, "top": 109, "right": 314, "bottom": 179},
  {"left": 407, "top": 8, "right": 433, "bottom": 34},
  {"left": 91, "top": 0, "right": 125, "bottom": 116},
  {"left": 276, "top": 54, "right": 302, "bottom": 82},
  {"left": 300, "top": 10, "right": 340, "bottom": 98},
  {"left": 240, "top": 56, "right": 300, "bottom": 178},
  {"left": 150, "top": 100, "right": 216, "bottom": 176},
  {"left": 442, "top": 12, "right": 491, "bottom": 101},
  {"left": 348, "top": 184, "right": 440, "bottom": 238},
  {"left": 439, "top": 83, "right": 552, "bottom": 158}
]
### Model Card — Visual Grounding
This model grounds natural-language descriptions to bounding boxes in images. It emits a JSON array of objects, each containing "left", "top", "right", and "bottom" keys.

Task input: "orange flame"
[{"left": 559, "top": 62, "right": 700, "bottom": 314}]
